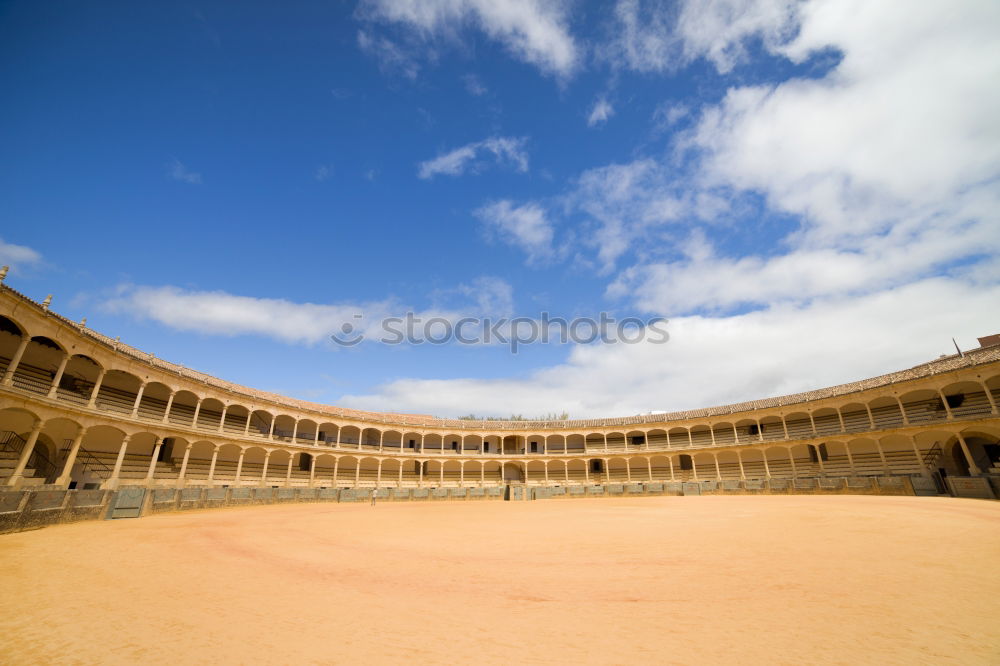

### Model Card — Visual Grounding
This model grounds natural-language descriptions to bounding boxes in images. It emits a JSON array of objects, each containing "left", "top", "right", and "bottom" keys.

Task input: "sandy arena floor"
[{"left": 1, "top": 495, "right": 998, "bottom": 665}]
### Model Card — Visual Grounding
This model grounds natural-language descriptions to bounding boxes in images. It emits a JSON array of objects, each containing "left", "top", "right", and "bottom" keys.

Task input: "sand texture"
[{"left": 1, "top": 495, "right": 998, "bottom": 664}]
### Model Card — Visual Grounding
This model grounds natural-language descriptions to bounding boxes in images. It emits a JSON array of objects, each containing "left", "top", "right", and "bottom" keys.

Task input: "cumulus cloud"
[
  {"left": 357, "top": 30, "right": 421, "bottom": 79},
  {"left": 603, "top": 0, "right": 800, "bottom": 73},
  {"left": 475, "top": 200, "right": 556, "bottom": 265},
  {"left": 101, "top": 278, "right": 519, "bottom": 347},
  {"left": 358, "top": 0, "right": 579, "bottom": 77},
  {"left": 338, "top": 277, "right": 1000, "bottom": 417},
  {"left": 586, "top": 97, "right": 615, "bottom": 127},
  {"left": 167, "top": 158, "right": 202, "bottom": 185},
  {"left": 0, "top": 238, "right": 42, "bottom": 272},
  {"left": 418, "top": 136, "right": 528, "bottom": 179}
]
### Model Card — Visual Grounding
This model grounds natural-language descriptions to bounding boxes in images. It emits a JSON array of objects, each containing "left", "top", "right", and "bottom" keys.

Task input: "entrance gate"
[{"left": 110, "top": 487, "right": 146, "bottom": 519}]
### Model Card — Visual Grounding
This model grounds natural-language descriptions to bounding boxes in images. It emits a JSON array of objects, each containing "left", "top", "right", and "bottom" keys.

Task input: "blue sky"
[{"left": 1, "top": 1, "right": 998, "bottom": 418}]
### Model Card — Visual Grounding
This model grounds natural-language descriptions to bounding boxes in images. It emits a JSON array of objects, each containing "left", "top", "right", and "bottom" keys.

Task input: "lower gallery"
[{"left": 1, "top": 278, "right": 999, "bottom": 663}]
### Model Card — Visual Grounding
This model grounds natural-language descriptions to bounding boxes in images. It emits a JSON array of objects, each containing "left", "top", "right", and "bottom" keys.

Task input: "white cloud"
[
  {"left": 338, "top": 277, "right": 1000, "bottom": 417},
  {"left": 417, "top": 136, "right": 528, "bottom": 179},
  {"left": 462, "top": 73, "right": 487, "bottom": 95},
  {"left": 586, "top": 98, "right": 615, "bottom": 127},
  {"left": 358, "top": 0, "right": 580, "bottom": 77},
  {"left": 101, "top": 278, "right": 518, "bottom": 347},
  {"left": 475, "top": 200, "right": 556, "bottom": 265},
  {"left": 167, "top": 158, "right": 202, "bottom": 185},
  {"left": 603, "top": 0, "right": 799, "bottom": 73},
  {"left": 357, "top": 30, "right": 421, "bottom": 79},
  {"left": 0, "top": 238, "right": 42, "bottom": 271},
  {"left": 314, "top": 165, "right": 332, "bottom": 182}
]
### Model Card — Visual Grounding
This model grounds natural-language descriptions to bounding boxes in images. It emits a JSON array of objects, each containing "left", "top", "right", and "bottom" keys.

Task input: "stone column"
[
  {"left": 937, "top": 389, "right": 954, "bottom": 419},
  {"left": 130, "top": 383, "right": 147, "bottom": 418},
  {"left": 309, "top": 456, "right": 316, "bottom": 487},
  {"left": 55, "top": 427, "right": 88, "bottom": 487},
  {"left": 218, "top": 406, "right": 228, "bottom": 433},
  {"left": 48, "top": 354, "right": 70, "bottom": 398},
  {"left": 844, "top": 442, "right": 856, "bottom": 475},
  {"left": 787, "top": 448, "right": 797, "bottom": 479},
  {"left": 6, "top": 420, "right": 44, "bottom": 486},
  {"left": 814, "top": 444, "right": 826, "bottom": 477},
  {"left": 647, "top": 458, "right": 653, "bottom": 481},
  {"left": 207, "top": 447, "right": 219, "bottom": 482},
  {"left": 874, "top": 438, "right": 889, "bottom": 474},
  {"left": 762, "top": 453, "right": 771, "bottom": 479},
  {"left": 176, "top": 443, "right": 192, "bottom": 486},
  {"left": 736, "top": 451, "right": 745, "bottom": 480},
  {"left": 286, "top": 456, "right": 294, "bottom": 485},
  {"left": 981, "top": 381, "right": 998, "bottom": 414},
  {"left": 106, "top": 435, "right": 132, "bottom": 489},
  {"left": 910, "top": 436, "right": 930, "bottom": 478},
  {"left": 191, "top": 400, "right": 202, "bottom": 428},
  {"left": 865, "top": 405, "right": 876, "bottom": 429},
  {"left": 261, "top": 452, "right": 271, "bottom": 483},
  {"left": 836, "top": 410, "right": 846, "bottom": 433},
  {"left": 161, "top": 391, "right": 175, "bottom": 423},
  {"left": 808, "top": 413, "right": 817, "bottom": 437},
  {"left": 234, "top": 449, "right": 245, "bottom": 484},
  {"left": 145, "top": 436, "right": 163, "bottom": 482},
  {"left": 956, "top": 433, "right": 982, "bottom": 476},
  {"left": 714, "top": 454, "right": 721, "bottom": 480},
  {"left": 86, "top": 368, "right": 106, "bottom": 408},
  {"left": 668, "top": 457, "right": 674, "bottom": 481},
  {"left": 1, "top": 336, "right": 30, "bottom": 386}
]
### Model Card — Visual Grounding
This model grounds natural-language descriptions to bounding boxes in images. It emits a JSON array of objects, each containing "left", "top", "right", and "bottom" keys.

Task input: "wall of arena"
[{"left": 1, "top": 272, "right": 998, "bottom": 532}]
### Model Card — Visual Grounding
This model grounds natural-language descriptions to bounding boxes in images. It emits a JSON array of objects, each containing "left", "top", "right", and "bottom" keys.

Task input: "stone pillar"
[
  {"left": 709, "top": 428, "right": 716, "bottom": 446},
  {"left": 162, "top": 392, "right": 175, "bottom": 423},
  {"left": 910, "top": 436, "right": 930, "bottom": 478},
  {"left": 268, "top": 417, "right": 276, "bottom": 440},
  {"left": 896, "top": 396, "right": 910, "bottom": 425},
  {"left": 286, "top": 456, "right": 294, "bottom": 485},
  {"left": 844, "top": 442, "right": 856, "bottom": 475},
  {"left": 86, "top": 368, "right": 106, "bottom": 408},
  {"left": 836, "top": 410, "right": 846, "bottom": 433},
  {"left": 130, "top": 383, "right": 146, "bottom": 418},
  {"left": 874, "top": 439, "right": 889, "bottom": 474},
  {"left": 787, "top": 448, "right": 797, "bottom": 479},
  {"left": 781, "top": 416, "right": 789, "bottom": 440},
  {"left": 244, "top": 411, "right": 252, "bottom": 436},
  {"left": 956, "top": 433, "right": 982, "bottom": 476},
  {"left": 762, "top": 453, "right": 771, "bottom": 479},
  {"left": 981, "top": 381, "right": 998, "bottom": 414},
  {"left": 191, "top": 400, "right": 202, "bottom": 428},
  {"left": 6, "top": 420, "right": 44, "bottom": 486},
  {"left": 207, "top": 447, "right": 219, "bottom": 481},
  {"left": 177, "top": 443, "right": 192, "bottom": 486},
  {"left": 309, "top": 456, "right": 316, "bottom": 487},
  {"left": 814, "top": 444, "right": 826, "bottom": 477},
  {"left": 356, "top": 462, "right": 362, "bottom": 486},
  {"left": 48, "top": 354, "right": 70, "bottom": 398},
  {"left": 291, "top": 420, "right": 299, "bottom": 443},
  {"left": 107, "top": 435, "right": 132, "bottom": 489},
  {"left": 808, "top": 413, "right": 817, "bottom": 437},
  {"left": 1, "top": 336, "right": 30, "bottom": 386},
  {"left": 714, "top": 454, "right": 721, "bottom": 480},
  {"left": 145, "top": 437, "right": 163, "bottom": 481},
  {"left": 865, "top": 405, "right": 876, "bottom": 429},
  {"left": 731, "top": 424, "right": 739, "bottom": 445},
  {"left": 937, "top": 389, "right": 954, "bottom": 419},
  {"left": 55, "top": 427, "right": 88, "bottom": 487},
  {"left": 668, "top": 457, "right": 674, "bottom": 481},
  {"left": 234, "top": 449, "right": 245, "bottom": 484},
  {"left": 736, "top": 451, "right": 745, "bottom": 480},
  {"left": 647, "top": 458, "right": 653, "bottom": 481},
  {"left": 261, "top": 452, "right": 271, "bottom": 483},
  {"left": 218, "top": 406, "right": 228, "bottom": 433}
]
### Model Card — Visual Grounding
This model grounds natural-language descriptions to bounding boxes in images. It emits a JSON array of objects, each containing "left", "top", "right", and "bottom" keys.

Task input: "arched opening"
[
  {"left": 55, "top": 355, "right": 101, "bottom": 404},
  {"left": 839, "top": 403, "right": 870, "bottom": 433},
  {"left": 605, "top": 432, "right": 626, "bottom": 451},
  {"left": 784, "top": 412, "right": 813, "bottom": 439},
  {"left": 0, "top": 316, "right": 27, "bottom": 375},
  {"left": 811, "top": 408, "right": 841, "bottom": 436},
  {"left": 295, "top": 419, "right": 318, "bottom": 445},
  {"left": 667, "top": 427, "right": 689, "bottom": 448},
  {"left": 525, "top": 460, "right": 546, "bottom": 485},
  {"left": 502, "top": 462, "right": 523, "bottom": 482},
  {"left": 584, "top": 433, "right": 605, "bottom": 452},
  {"left": 11, "top": 336, "right": 64, "bottom": 395},
  {"left": 248, "top": 410, "right": 274, "bottom": 438},
  {"left": 382, "top": 430, "right": 403, "bottom": 452},
  {"left": 339, "top": 425, "right": 360, "bottom": 447},
  {"left": 759, "top": 416, "right": 784, "bottom": 441},
  {"left": 272, "top": 415, "right": 296, "bottom": 442},
  {"left": 939, "top": 380, "right": 993, "bottom": 419},
  {"left": 711, "top": 422, "right": 735, "bottom": 445},
  {"left": 546, "top": 434, "right": 566, "bottom": 454},
  {"left": 93, "top": 370, "right": 141, "bottom": 414},
  {"left": 336, "top": 456, "right": 358, "bottom": 485},
  {"left": 899, "top": 389, "right": 948, "bottom": 425},
  {"left": 868, "top": 396, "right": 905, "bottom": 429},
  {"left": 167, "top": 390, "right": 198, "bottom": 427},
  {"left": 195, "top": 398, "right": 226, "bottom": 431},
  {"left": 317, "top": 422, "right": 339, "bottom": 447},
  {"left": 223, "top": 404, "right": 251, "bottom": 435},
  {"left": 646, "top": 429, "right": 668, "bottom": 449},
  {"left": 136, "top": 382, "right": 172, "bottom": 421},
  {"left": 566, "top": 434, "right": 586, "bottom": 454},
  {"left": 690, "top": 425, "right": 712, "bottom": 447}
]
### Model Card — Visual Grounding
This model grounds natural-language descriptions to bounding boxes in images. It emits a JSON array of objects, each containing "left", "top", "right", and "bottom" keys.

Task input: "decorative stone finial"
[
  {"left": 0, "top": 265, "right": 8, "bottom": 283},
  {"left": 80, "top": 317, "right": 87, "bottom": 328},
  {"left": 41, "top": 294, "right": 53, "bottom": 310}
]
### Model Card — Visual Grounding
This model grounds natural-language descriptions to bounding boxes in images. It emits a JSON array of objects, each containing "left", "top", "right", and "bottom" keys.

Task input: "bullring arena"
[{"left": 1, "top": 270, "right": 999, "bottom": 663}]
